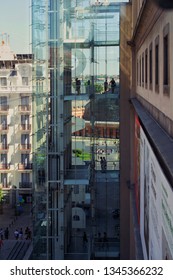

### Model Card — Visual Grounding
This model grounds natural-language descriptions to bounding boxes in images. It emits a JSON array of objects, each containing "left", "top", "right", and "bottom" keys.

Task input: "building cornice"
[{"left": 131, "top": 97, "right": 173, "bottom": 189}]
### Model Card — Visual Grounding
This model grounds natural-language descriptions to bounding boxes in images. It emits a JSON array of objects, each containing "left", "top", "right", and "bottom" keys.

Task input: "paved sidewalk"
[{"left": 0, "top": 203, "right": 32, "bottom": 259}]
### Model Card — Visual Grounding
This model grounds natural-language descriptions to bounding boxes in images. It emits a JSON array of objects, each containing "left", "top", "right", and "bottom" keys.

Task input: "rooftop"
[{"left": 0, "top": 40, "right": 16, "bottom": 61}]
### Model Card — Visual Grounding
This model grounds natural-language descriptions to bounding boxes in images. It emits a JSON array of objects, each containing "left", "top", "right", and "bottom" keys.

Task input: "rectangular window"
[
  {"left": 1, "top": 134, "right": 7, "bottom": 147},
  {"left": 142, "top": 54, "right": 144, "bottom": 87},
  {"left": 145, "top": 49, "right": 148, "bottom": 87},
  {"left": 0, "top": 134, "right": 7, "bottom": 148},
  {"left": 0, "top": 77, "right": 7, "bottom": 86},
  {"left": 0, "top": 96, "right": 7, "bottom": 105},
  {"left": 21, "top": 96, "right": 29, "bottom": 105},
  {"left": 149, "top": 43, "right": 153, "bottom": 90},
  {"left": 0, "top": 115, "right": 7, "bottom": 130},
  {"left": 139, "top": 57, "right": 141, "bottom": 86},
  {"left": 155, "top": 36, "right": 159, "bottom": 92},
  {"left": 21, "top": 134, "right": 30, "bottom": 149},
  {"left": 21, "top": 173, "right": 30, "bottom": 188},
  {"left": 1, "top": 173, "right": 7, "bottom": 187},
  {"left": 137, "top": 60, "right": 139, "bottom": 86},
  {"left": 1, "top": 154, "right": 7, "bottom": 164},
  {"left": 22, "top": 77, "right": 28, "bottom": 86},
  {"left": 163, "top": 23, "right": 170, "bottom": 95},
  {"left": 163, "top": 36, "right": 168, "bottom": 85},
  {"left": 21, "top": 154, "right": 29, "bottom": 165}
]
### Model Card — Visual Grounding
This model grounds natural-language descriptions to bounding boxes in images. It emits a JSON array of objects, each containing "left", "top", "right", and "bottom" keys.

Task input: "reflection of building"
[
  {"left": 72, "top": 95, "right": 119, "bottom": 138},
  {"left": 32, "top": 1, "right": 120, "bottom": 260},
  {"left": 0, "top": 40, "right": 32, "bottom": 205},
  {"left": 120, "top": 0, "right": 173, "bottom": 260},
  {"left": 73, "top": 121, "right": 119, "bottom": 139}
]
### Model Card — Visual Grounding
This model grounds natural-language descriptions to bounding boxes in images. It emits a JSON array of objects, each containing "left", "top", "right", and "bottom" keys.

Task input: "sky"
[
  {"left": 0, "top": 0, "right": 128, "bottom": 56},
  {"left": 0, "top": 0, "right": 30, "bottom": 54}
]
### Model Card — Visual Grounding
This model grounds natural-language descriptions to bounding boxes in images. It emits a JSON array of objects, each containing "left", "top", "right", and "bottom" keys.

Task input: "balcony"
[
  {"left": 18, "top": 105, "right": 31, "bottom": 113},
  {"left": 63, "top": 85, "right": 119, "bottom": 101},
  {"left": 18, "top": 144, "right": 31, "bottom": 152},
  {"left": 19, "top": 182, "right": 32, "bottom": 188},
  {"left": 0, "top": 144, "right": 9, "bottom": 152},
  {"left": 0, "top": 163, "right": 10, "bottom": 171},
  {"left": 19, "top": 124, "right": 31, "bottom": 132},
  {"left": 0, "top": 124, "right": 9, "bottom": 132},
  {"left": 0, "top": 183, "right": 11, "bottom": 189},
  {"left": 18, "top": 163, "right": 32, "bottom": 171},
  {"left": 0, "top": 85, "right": 32, "bottom": 92},
  {"left": 0, "top": 105, "right": 9, "bottom": 114}
]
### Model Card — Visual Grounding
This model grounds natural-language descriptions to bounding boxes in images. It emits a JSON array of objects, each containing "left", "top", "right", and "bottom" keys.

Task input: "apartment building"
[
  {"left": 0, "top": 40, "right": 32, "bottom": 207},
  {"left": 120, "top": 0, "right": 173, "bottom": 259}
]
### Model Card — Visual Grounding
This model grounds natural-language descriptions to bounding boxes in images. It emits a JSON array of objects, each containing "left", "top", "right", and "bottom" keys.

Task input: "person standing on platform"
[
  {"left": 110, "top": 78, "right": 116, "bottom": 93},
  {"left": 75, "top": 78, "right": 81, "bottom": 95},
  {"left": 103, "top": 157, "right": 107, "bottom": 172},
  {"left": 104, "top": 78, "right": 108, "bottom": 92}
]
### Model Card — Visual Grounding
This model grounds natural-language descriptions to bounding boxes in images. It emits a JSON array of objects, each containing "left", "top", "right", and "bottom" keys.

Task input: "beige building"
[
  {"left": 120, "top": 0, "right": 173, "bottom": 259},
  {"left": 0, "top": 40, "right": 32, "bottom": 206}
]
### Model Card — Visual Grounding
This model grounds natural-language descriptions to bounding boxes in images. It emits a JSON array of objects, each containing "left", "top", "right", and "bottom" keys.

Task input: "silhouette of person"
[
  {"left": 110, "top": 78, "right": 116, "bottom": 93},
  {"left": 4, "top": 227, "right": 9, "bottom": 239},
  {"left": 83, "top": 231, "right": 88, "bottom": 247},
  {"left": 104, "top": 79, "right": 108, "bottom": 92},
  {"left": 75, "top": 78, "right": 81, "bottom": 95}
]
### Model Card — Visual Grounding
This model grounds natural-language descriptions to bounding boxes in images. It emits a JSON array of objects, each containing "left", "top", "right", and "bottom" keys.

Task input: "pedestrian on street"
[
  {"left": 25, "top": 227, "right": 29, "bottom": 239},
  {"left": 4, "top": 227, "right": 9, "bottom": 239},
  {"left": 0, "top": 238, "right": 3, "bottom": 249},
  {"left": 28, "top": 229, "right": 32, "bottom": 240},
  {"left": 0, "top": 228, "right": 4, "bottom": 240},
  {"left": 26, "top": 228, "right": 32, "bottom": 240},
  {"left": 14, "top": 229, "right": 19, "bottom": 240},
  {"left": 19, "top": 228, "right": 23, "bottom": 239},
  {"left": 83, "top": 231, "right": 88, "bottom": 247}
]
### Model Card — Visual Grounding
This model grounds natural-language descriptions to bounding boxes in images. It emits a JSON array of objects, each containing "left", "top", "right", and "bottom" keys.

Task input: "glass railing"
[
  {"left": 64, "top": 167, "right": 90, "bottom": 181},
  {"left": 63, "top": 84, "right": 119, "bottom": 96}
]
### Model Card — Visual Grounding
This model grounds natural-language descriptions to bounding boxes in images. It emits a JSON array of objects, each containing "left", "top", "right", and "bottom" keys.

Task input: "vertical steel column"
[{"left": 47, "top": 0, "right": 64, "bottom": 259}]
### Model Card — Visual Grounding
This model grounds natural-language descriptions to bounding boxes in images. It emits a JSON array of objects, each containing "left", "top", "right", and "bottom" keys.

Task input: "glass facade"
[{"left": 32, "top": 0, "right": 120, "bottom": 260}]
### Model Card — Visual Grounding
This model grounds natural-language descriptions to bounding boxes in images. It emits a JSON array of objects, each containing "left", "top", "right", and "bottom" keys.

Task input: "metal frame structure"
[{"left": 32, "top": 0, "right": 121, "bottom": 260}]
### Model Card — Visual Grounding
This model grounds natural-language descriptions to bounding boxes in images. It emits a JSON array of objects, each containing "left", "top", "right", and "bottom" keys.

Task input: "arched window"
[{"left": 73, "top": 215, "right": 80, "bottom": 221}]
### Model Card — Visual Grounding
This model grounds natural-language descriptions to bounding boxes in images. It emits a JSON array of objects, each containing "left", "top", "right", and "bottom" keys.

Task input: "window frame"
[
  {"left": 155, "top": 35, "right": 159, "bottom": 93},
  {"left": 149, "top": 42, "right": 153, "bottom": 90},
  {"left": 163, "top": 23, "right": 170, "bottom": 95},
  {"left": 145, "top": 48, "right": 148, "bottom": 88}
]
